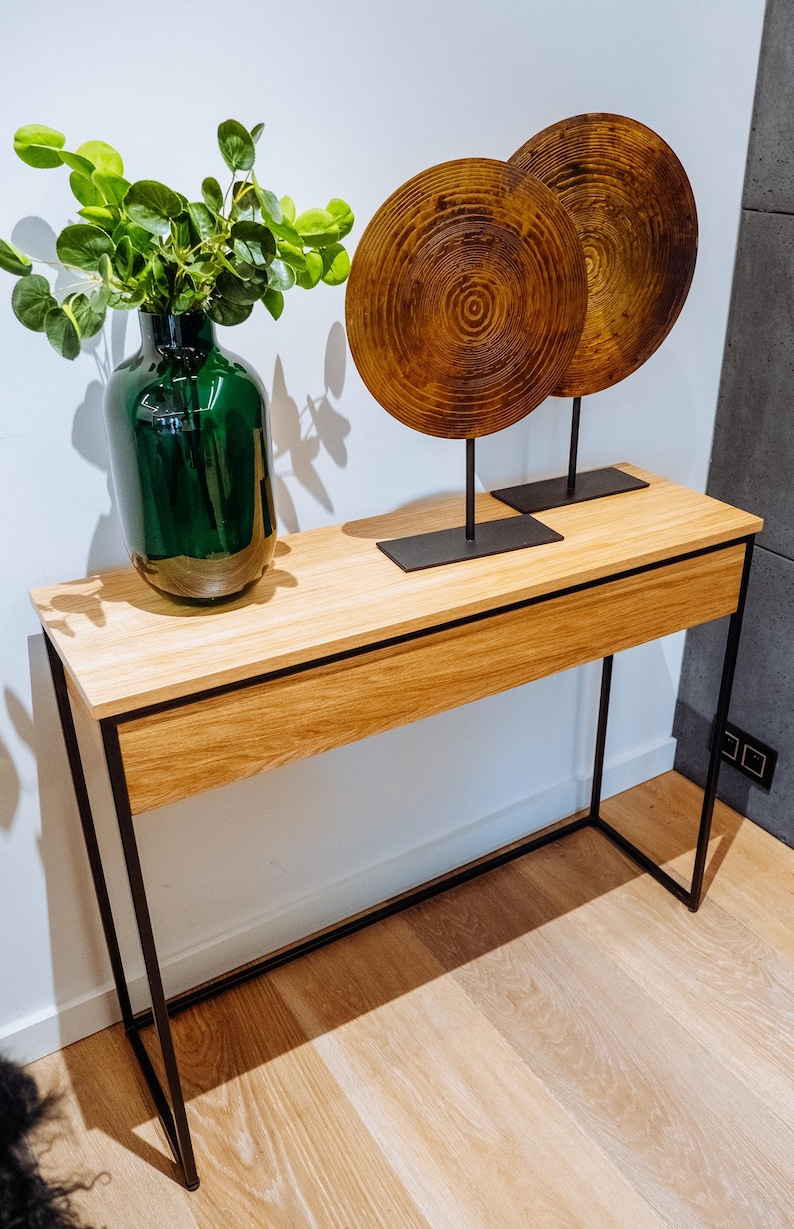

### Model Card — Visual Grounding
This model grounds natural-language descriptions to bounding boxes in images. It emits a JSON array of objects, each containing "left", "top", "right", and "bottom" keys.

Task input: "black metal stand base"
[
  {"left": 379, "top": 437, "right": 563, "bottom": 571},
  {"left": 377, "top": 514, "right": 563, "bottom": 572},
  {"left": 492, "top": 466, "right": 649, "bottom": 515},
  {"left": 491, "top": 395, "right": 649, "bottom": 515}
]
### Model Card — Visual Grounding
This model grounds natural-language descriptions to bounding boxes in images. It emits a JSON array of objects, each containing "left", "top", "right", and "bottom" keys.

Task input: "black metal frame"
[{"left": 43, "top": 532, "right": 755, "bottom": 1190}]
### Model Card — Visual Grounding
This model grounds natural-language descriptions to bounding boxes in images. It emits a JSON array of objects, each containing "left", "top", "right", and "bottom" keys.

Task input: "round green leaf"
[
  {"left": 187, "top": 201, "right": 215, "bottom": 242},
  {"left": 251, "top": 172, "right": 282, "bottom": 224},
  {"left": 183, "top": 258, "right": 215, "bottom": 284},
  {"left": 93, "top": 172, "right": 130, "bottom": 205},
  {"left": 170, "top": 215, "right": 192, "bottom": 250},
  {"left": 98, "top": 253, "right": 114, "bottom": 286},
  {"left": 280, "top": 196, "right": 296, "bottom": 224},
  {"left": 207, "top": 295, "right": 253, "bottom": 326},
  {"left": 70, "top": 171, "right": 104, "bottom": 208},
  {"left": 90, "top": 284, "right": 111, "bottom": 310},
  {"left": 326, "top": 199, "right": 355, "bottom": 241},
  {"left": 173, "top": 286, "right": 198, "bottom": 314},
  {"left": 294, "top": 208, "right": 340, "bottom": 248},
  {"left": 122, "top": 222, "right": 155, "bottom": 253},
  {"left": 201, "top": 177, "right": 223, "bottom": 213},
  {"left": 216, "top": 269, "right": 267, "bottom": 304},
  {"left": 0, "top": 238, "right": 32, "bottom": 277},
  {"left": 14, "top": 123, "right": 65, "bottom": 149},
  {"left": 231, "top": 180, "right": 258, "bottom": 222},
  {"left": 12, "top": 274, "right": 56, "bottom": 331},
  {"left": 68, "top": 292, "right": 106, "bottom": 339},
  {"left": 218, "top": 119, "right": 255, "bottom": 173},
  {"left": 77, "top": 206, "right": 116, "bottom": 228},
  {"left": 261, "top": 288, "right": 284, "bottom": 320},
  {"left": 296, "top": 249, "right": 323, "bottom": 289},
  {"left": 14, "top": 124, "right": 65, "bottom": 168},
  {"left": 124, "top": 180, "right": 183, "bottom": 235},
  {"left": 44, "top": 306, "right": 81, "bottom": 359},
  {"left": 113, "top": 235, "right": 133, "bottom": 280},
  {"left": 320, "top": 243, "right": 350, "bottom": 286},
  {"left": 230, "top": 221, "right": 276, "bottom": 267},
  {"left": 58, "top": 151, "right": 96, "bottom": 176},
  {"left": 148, "top": 254, "right": 170, "bottom": 298},
  {"left": 267, "top": 259, "right": 296, "bottom": 293},
  {"left": 109, "top": 286, "right": 146, "bottom": 310},
  {"left": 276, "top": 241, "right": 307, "bottom": 272},
  {"left": 56, "top": 224, "right": 114, "bottom": 270},
  {"left": 76, "top": 140, "right": 124, "bottom": 175}
]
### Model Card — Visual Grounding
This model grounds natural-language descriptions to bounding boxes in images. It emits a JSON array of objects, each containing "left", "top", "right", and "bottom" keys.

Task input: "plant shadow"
[{"left": 270, "top": 321, "right": 350, "bottom": 533}]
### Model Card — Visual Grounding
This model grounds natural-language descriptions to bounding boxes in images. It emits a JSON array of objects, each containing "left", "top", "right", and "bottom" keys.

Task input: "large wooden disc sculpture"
[
  {"left": 345, "top": 158, "right": 588, "bottom": 439},
  {"left": 510, "top": 114, "right": 698, "bottom": 397}
]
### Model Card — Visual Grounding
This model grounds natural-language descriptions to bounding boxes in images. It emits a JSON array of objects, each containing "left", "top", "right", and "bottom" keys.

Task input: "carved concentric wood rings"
[
  {"left": 345, "top": 158, "right": 588, "bottom": 439},
  {"left": 510, "top": 113, "right": 698, "bottom": 397}
]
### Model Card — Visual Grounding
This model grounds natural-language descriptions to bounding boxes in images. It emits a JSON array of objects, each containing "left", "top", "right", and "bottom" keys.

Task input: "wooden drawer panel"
[{"left": 118, "top": 544, "right": 745, "bottom": 814}]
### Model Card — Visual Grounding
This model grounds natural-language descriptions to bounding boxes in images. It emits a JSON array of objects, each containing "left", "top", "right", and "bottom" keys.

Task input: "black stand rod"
[
  {"left": 466, "top": 438, "right": 476, "bottom": 541},
  {"left": 567, "top": 397, "right": 581, "bottom": 495},
  {"left": 490, "top": 391, "right": 647, "bottom": 516}
]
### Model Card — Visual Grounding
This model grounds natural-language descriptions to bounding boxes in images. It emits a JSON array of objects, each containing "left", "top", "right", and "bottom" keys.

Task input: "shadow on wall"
[
  {"left": 270, "top": 320, "right": 351, "bottom": 533},
  {"left": 0, "top": 695, "right": 22, "bottom": 830}
]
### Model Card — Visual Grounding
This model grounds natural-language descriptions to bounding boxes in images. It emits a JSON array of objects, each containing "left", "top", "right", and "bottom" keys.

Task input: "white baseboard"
[{"left": 3, "top": 737, "right": 675, "bottom": 1066}]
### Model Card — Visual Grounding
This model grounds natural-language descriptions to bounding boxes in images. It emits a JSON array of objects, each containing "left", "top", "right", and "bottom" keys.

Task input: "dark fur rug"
[{"left": 0, "top": 1053, "right": 95, "bottom": 1229}]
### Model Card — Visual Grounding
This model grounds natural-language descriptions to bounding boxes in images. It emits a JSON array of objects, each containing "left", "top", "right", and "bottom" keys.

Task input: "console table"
[{"left": 30, "top": 465, "right": 761, "bottom": 1189}]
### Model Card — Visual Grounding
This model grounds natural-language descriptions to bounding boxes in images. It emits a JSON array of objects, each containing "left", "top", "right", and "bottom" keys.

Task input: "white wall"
[{"left": 0, "top": 0, "right": 765, "bottom": 1062}]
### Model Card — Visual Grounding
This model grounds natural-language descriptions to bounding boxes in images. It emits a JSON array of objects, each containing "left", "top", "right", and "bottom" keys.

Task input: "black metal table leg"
[
  {"left": 45, "top": 631, "right": 199, "bottom": 1188},
  {"left": 687, "top": 536, "right": 756, "bottom": 910},
  {"left": 587, "top": 653, "right": 613, "bottom": 822},
  {"left": 590, "top": 535, "right": 756, "bottom": 910},
  {"left": 44, "top": 636, "right": 136, "bottom": 1029},
  {"left": 100, "top": 722, "right": 200, "bottom": 1189}
]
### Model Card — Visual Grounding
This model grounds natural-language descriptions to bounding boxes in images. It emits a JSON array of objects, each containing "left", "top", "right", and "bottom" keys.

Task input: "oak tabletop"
[{"left": 30, "top": 465, "right": 762, "bottom": 721}]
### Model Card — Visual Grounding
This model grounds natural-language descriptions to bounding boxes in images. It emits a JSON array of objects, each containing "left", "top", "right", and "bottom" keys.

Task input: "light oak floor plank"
[
  {"left": 271, "top": 914, "right": 665, "bottom": 1229},
  {"left": 406, "top": 855, "right": 794, "bottom": 1227},
  {"left": 167, "top": 977, "right": 431, "bottom": 1228},
  {"left": 32, "top": 1028, "right": 200, "bottom": 1229},
  {"left": 23, "top": 772, "right": 794, "bottom": 1227},
  {"left": 516, "top": 825, "right": 794, "bottom": 1132},
  {"left": 602, "top": 771, "right": 794, "bottom": 958}
]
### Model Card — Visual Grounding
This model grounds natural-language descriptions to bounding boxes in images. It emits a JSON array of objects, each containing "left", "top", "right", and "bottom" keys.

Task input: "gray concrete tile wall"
[
  {"left": 744, "top": 0, "right": 794, "bottom": 212},
  {"left": 707, "top": 210, "right": 794, "bottom": 560},
  {"left": 674, "top": 548, "right": 794, "bottom": 845},
  {"left": 675, "top": 0, "right": 794, "bottom": 846}
]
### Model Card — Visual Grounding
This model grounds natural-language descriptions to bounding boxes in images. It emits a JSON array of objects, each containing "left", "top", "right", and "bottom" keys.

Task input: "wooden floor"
[{"left": 30, "top": 772, "right": 794, "bottom": 1227}]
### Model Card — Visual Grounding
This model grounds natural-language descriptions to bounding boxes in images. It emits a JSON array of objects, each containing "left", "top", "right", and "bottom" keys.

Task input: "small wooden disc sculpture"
[
  {"left": 510, "top": 114, "right": 698, "bottom": 397},
  {"left": 345, "top": 158, "right": 588, "bottom": 439}
]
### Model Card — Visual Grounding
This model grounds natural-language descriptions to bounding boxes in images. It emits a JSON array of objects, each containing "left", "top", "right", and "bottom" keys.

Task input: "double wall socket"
[{"left": 721, "top": 720, "right": 778, "bottom": 790}]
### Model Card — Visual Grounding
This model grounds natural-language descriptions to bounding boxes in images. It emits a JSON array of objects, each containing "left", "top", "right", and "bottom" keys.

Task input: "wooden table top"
[{"left": 30, "top": 466, "right": 762, "bottom": 721}]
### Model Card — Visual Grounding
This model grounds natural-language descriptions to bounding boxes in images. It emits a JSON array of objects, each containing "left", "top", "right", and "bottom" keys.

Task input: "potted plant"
[{"left": 0, "top": 119, "right": 353, "bottom": 603}]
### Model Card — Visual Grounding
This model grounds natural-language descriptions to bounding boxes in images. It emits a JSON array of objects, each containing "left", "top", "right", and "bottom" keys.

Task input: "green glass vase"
[{"left": 103, "top": 312, "right": 277, "bottom": 603}]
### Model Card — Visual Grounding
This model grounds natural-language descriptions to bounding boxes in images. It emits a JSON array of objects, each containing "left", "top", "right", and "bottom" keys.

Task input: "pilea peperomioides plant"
[{"left": 0, "top": 119, "right": 353, "bottom": 358}]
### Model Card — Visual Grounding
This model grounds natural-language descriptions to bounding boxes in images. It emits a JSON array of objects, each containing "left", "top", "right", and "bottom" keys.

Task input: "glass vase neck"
[{"left": 138, "top": 311, "right": 216, "bottom": 353}]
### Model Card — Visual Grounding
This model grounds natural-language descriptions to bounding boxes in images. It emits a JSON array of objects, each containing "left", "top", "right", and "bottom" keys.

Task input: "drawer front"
[{"left": 118, "top": 544, "right": 746, "bottom": 814}]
